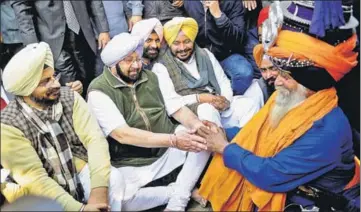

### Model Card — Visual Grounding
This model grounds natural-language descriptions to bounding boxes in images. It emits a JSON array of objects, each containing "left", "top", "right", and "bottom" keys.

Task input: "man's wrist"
[
  {"left": 192, "top": 121, "right": 204, "bottom": 131},
  {"left": 214, "top": 12, "right": 228, "bottom": 26},
  {"left": 196, "top": 94, "right": 200, "bottom": 103},
  {"left": 212, "top": 11, "right": 222, "bottom": 19},
  {"left": 88, "top": 187, "right": 108, "bottom": 204},
  {"left": 218, "top": 142, "right": 229, "bottom": 154}
]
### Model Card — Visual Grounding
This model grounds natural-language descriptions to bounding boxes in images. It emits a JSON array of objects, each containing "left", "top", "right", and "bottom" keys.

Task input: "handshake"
[{"left": 170, "top": 120, "right": 229, "bottom": 154}]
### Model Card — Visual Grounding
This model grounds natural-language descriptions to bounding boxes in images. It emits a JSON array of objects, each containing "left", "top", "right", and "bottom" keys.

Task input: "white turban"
[
  {"left": 3, "top": 42, "right": 54, "bottom": 96},
  {"left": 101, "top": 33, "right": 143, "bottom": 67},
  {"left": 131, "top": 18, "right": 163, "bottom": 43}
]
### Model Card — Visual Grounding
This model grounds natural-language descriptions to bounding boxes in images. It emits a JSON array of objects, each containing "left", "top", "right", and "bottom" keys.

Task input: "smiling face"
[
  {"left": 143, "top": 32, "right": 161, "bottom": 60},
  {"left": 170, "top": 31, "right": 194, "bottom": 62},
  {"left": 29, "top": 66, "right": 61, "bottom": 107}
]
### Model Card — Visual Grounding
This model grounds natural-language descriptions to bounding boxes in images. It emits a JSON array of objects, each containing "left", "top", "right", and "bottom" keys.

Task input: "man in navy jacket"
[{"left": 184, "top": 0, "right": 260, "bottom": 95}]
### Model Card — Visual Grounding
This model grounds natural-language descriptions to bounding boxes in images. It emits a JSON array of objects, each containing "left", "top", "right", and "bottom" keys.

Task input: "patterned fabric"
[
  {"left": 1, "top": 87, "right": 88, "bottom": 201},
  {"left": 16, "top": 97, "right": 84, "bottom": 201},
  {"left": 63, "top": 1, "right": 80, "bottom": 34}
]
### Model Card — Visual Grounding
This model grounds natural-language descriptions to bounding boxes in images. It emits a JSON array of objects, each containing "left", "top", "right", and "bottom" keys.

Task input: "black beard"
[
  {"left": 116, "top": 64, "right": 141, "bottom": 84},
  {"left": 29, "top": 88, "right": 60, "bottom": 108},
  {"left": 143, "top": 47, "right": 159, "bottom": 60},
  {"left": 172, "top": 48, "right": 194, "bottom": 62},
  {"left": 265, "top": 79, "right": 276, "bottom": 95}
]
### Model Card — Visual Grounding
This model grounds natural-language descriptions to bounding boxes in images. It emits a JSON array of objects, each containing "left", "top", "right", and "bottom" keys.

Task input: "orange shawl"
[
  {"left": 199, "top": 88, "right": 338, "bottom": 211},
  {"left": 253, "top": 31, "right": 358, "bottom": 81}
]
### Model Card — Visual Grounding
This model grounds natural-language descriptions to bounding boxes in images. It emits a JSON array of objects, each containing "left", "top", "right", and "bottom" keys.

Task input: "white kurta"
[
  {"left": 243, "top": 79, "right": 265, "bottom": 109},
  {"left": 152, "top": 49, "right": 260, "bottom": 128},
  {"left": 87, "top": 73, "right": 210, "bottom": 211}
]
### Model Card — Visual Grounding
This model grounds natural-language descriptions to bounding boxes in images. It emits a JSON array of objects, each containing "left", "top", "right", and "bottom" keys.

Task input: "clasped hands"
[{"left": 174, "top": 120, "right": 229, "bottom": 154}]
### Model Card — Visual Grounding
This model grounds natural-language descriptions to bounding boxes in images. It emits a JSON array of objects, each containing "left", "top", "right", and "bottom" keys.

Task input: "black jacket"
[{"left": 184, "top": 0, "right": 247, "bottom": 60}]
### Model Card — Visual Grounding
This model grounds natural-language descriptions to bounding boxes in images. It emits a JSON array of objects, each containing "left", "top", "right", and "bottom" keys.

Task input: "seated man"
[
  {"left": 243, "top": 54, "right": 278, "bottom": 108},
  {"left": 195, "top": 6, "right": 360, "bottom": 210},
  {"left": 87, "top": 33, "right": 210, "bottom": 211},
  {"left": 1, "top": 43, "right": 126, "bottom": 211},
  {"left": 157, "top": 17, "right": 259, "bottom": 129},
  {"left": 131, "top": 18, "right": 163, "bottom": 70}
]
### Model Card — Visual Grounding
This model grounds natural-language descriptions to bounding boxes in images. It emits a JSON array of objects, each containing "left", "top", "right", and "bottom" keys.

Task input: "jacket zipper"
[
  {"left": 204, "top": 6, "right": 213, "bottom": 52},
  {"left": 131, "top": 88, "right": 152, "bottom": 131}
]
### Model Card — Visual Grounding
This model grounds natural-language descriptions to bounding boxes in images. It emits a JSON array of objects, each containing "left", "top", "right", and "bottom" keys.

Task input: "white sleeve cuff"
[{"left": 182, "top": 94, "right": 198, "bottom": 106}]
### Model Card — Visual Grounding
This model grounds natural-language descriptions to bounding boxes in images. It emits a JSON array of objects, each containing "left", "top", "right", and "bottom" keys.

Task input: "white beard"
[{"left": 270, "top": 84, "right": 308, "bottom": 128}]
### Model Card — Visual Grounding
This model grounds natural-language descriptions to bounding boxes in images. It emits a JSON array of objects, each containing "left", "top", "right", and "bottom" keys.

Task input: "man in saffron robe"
[{"left": 196, "top": 1, "right": 360, "bottom": 211}]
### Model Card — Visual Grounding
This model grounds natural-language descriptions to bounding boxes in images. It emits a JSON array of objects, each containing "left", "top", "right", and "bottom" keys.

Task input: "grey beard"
[{"left": 270, "top": 84, "right": 308, "bottom": 128}]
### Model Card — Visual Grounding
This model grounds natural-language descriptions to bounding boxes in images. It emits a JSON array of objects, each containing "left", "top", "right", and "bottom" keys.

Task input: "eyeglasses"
[
  {"left": 38, "top": 73, "right": 61, "bottom": 88},
  {"left": 123, "top": 58, "right": 142, "bottom": 66}
]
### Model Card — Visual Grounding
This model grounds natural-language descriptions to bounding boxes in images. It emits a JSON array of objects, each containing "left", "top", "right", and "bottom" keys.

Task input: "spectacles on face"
[
  {"left": 38, "top": 73, "right": 61, "bottom": 88},
  {"left": 123, "top": 57, "right": 142, "bottom": 66}
]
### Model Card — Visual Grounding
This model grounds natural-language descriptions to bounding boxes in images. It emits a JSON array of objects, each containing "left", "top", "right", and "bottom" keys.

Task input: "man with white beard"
[
  {"left": 270, "top": 79, "right": 308, "bottom": 128},
  {"left": 191, "top": 25, "right": 360, "bottom": 211}
]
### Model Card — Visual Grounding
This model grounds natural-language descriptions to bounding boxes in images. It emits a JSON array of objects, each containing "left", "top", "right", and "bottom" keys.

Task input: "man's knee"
[
  {"left": 109, "top": 167, "right": 125, "bottom": 189},
  {"left": 108, "top": 167, "right": 125, "bottom": 210},
  {"left": 233, "top": 97, "right": 260, "bottom": 119},
  {"left": 197, "top": 103, "right": 221, "bottom": 126},
  {"left": 222, "top": 54, "right": 253, "bottom": 80}
]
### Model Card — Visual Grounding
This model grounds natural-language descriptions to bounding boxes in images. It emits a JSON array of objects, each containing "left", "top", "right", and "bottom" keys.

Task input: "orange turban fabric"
[{"left": 253, "top": 30, "right": 358, "bottom": 82}]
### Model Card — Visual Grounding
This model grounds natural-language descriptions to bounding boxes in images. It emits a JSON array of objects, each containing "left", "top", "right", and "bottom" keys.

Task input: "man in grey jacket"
[{"left": 11, "top": 0, "right": 111, "bottom": 93}]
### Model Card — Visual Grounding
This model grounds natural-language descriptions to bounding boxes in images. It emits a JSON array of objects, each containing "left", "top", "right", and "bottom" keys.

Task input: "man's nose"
[
  {"left": 264, "top": 70, "right": 272, "bottom": 79},
  {"left": 131, "top": 60, "right": 141, "bottom": 69},
  {"left": 51, "top": 79, "right": 61, "bottom": 88},
  {"left": 150, "top": 41, "right": 157, "bottom": 48},
  {"left": 179, "top": 43, "right": 186, "bottom": 51}
]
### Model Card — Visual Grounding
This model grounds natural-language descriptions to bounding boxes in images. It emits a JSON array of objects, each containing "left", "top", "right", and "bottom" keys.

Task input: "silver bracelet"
[
  {"left": 169, "top": 134, "right": 176, "bottom": 147},
  {"left": 196, "top": 94, "right": 200, "bottom": 103},
  {"left": 80, "top": 204, "right": 85, "bottom": 212}
]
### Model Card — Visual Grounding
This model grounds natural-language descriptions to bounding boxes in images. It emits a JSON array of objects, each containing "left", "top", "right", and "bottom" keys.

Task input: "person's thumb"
[
  {"left": 65, "top": 82, "right": 72, "bottom": 87},
  {"left": 95, "top": 203, "right": 108, "bottom": 209}
]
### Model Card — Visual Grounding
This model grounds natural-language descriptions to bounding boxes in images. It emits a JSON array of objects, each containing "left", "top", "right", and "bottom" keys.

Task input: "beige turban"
[
  {"left": 131, "top": 18, "right": 163, "bottom": 43},
  {"left": 163, "top": 17, "right": 199, "bottom": 45},
  {"left": 3, "top": 42, "right": 54, "bottom": 96},
  {"left": 101, "top": 33, "right": 143, "bottom": 67}
]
